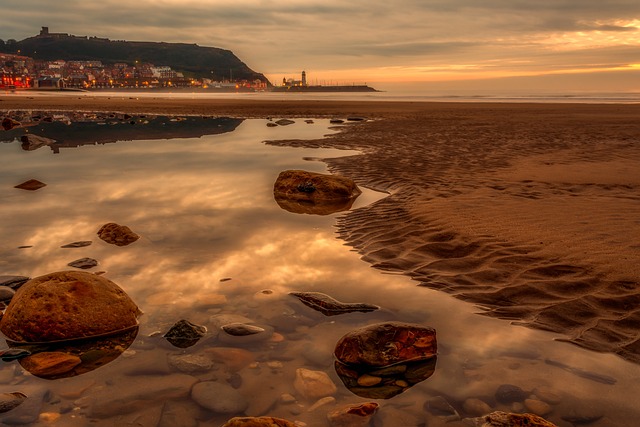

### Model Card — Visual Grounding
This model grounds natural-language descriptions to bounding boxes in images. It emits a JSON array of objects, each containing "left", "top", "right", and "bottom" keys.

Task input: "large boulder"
[
  {"left": 273, "top": 170, "right": 361, "bottom": 215},
  {"left": 0, "top": 271, "right": 140, "bottom": 343}
]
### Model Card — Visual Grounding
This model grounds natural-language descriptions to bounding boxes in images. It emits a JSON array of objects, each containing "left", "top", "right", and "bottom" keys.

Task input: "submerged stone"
[
  {"left": 221, "top": 323, "right": 266, "bottom": 336},
  {"left": 221, "top": 417, "right": 297, "bottom": 427},
  {"left": 163, "top": 319, "right": 207, "bottom": 348},
  {"left": 19, "top": 352, "right": 82, "bottom": 378},
  {"left": 468, "top": 411, "right": 558, "bottom": 427},
  {"left": 60, "top": 241, "right": 92, "bottom": 248},
  {"left": 0, "top": 271, "right": 140, "bottom": 343},
  {"left": 290, "top": 291, "right": 379, "bottom": 316},
  {"left": 67, "top": 257, "right": 98, "bottom": 269},
  {"left": 0, "top": 392, "right": 27, "bottom": 414}
]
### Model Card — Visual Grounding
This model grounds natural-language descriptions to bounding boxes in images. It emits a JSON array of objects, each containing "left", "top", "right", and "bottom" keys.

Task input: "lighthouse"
[{"left": 301, "top": 70, "right": 307, "bottom": 87}]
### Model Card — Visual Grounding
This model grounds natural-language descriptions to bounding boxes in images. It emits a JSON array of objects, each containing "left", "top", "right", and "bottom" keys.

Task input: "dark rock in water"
[
  {"left": 290, "top": 291, "right": 379, "bottom": 316},
  {"left": 424, "top": 396, "right": 460, "bottom": 419},
  {"left": 20, "top": 134, "right": 56, "bottom": 151},
  {"left": 0, "top": 271, "right": 141, "bottom": 343},
  {"left": 164, "top": 319, "right": 207, "bottom": 348},
  {"left": 221, "top": 323, "right": 265, "bottom": 336},
  {"left": 347, "top": 116, "right": 367, "bottom": 121},
  {"left": 275, "top": 119, "right": 295, "bottom": 126},
  {"left": 469, "top": 411, "right": 558, "bottom": 427},
  {"left": 0, "top": 287, "right": 15, "bottom": 302},
  {"left": 0, "top": 348, "right": 31, "bottom": 361},
  {"left": 97, "top": 222, "right": 140, "bottom": 246},
  {"left": 0, "top": 392, "right": 27, "bottom": 414},
  {"left": 330, "top": 118, "right": 344, "bottom": 124},
  {"left": 221, "top": 416, "right": 297, "bottom": 427},
  {"left": 67, "top": 257, "right": 99, "bottom": 269},
  {"left": 1, "top": 117, "right": 21, "bottom": 131},
  {"left": 14, "top": 179, "right": 46, "bottom": 191},
  {"left": 61, "top": 241, "right": 92, "bottom": 248},
  {"left": 335, "top": 322, "right": 437, "bottom": 367},
  {"left": 494, "top": 384, "right": 528, "bottom": 404},
  {"left": 0, "top": 276, "right": 30, "bottom": 290},
  {"left": 266, "top": 122, "right": 278, "bottom": 127},
  {"left": 274, "top": 170, "right": 361, "bottom": 215}
]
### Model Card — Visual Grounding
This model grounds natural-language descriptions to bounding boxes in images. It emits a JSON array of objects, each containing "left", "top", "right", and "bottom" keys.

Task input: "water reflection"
[{"left": 0, "top": 115, "right": 639, "bottom": 425}]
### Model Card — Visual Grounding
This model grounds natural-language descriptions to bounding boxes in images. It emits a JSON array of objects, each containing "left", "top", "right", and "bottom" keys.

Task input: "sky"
[{"left": 1, "top": 0, "right": 639, "bottom": 92}]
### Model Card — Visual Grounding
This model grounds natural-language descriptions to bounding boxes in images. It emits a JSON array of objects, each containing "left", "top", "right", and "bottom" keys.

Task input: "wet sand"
[{"left": 2, "top": 94, "right": 640, "bottom": 363}]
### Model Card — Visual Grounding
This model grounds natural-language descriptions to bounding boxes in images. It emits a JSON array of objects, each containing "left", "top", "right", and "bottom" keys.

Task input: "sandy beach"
[{"left": 2, "top": 94, "right": 640, "bottom": 364}]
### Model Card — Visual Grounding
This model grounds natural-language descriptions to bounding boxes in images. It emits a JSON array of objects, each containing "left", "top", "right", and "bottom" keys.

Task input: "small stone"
[
  {"left": 221, "top": 417, "right": 297, "bottom": 427},
  {"left": 308, "top": 396, "right": 336, "bottom": 412},
  {"left": 275, "top": 119, "right": 295, "bottom": 126},
  {"left": 205, "top": 347, "right": 255, "bottom": 372},
  {"left": 357, "top": 374, "right": 382, "bottom": 387},
  {"left": 560, "top": 406, "right": 604, "bottom": 424},
  {"left": 168, "top": 354, "right": 213, "bottom": 374},
  {"left": 163, "top": 319, "right": 207, "bottom": 348},
  {"left": 533, "top": 386, "right": 562, "bottom": 404},
  {"left": 192, "top": 381, "right": 248, "bottom": 414},
  {"left": 463, "top": 398, "right": 493, "bottom": 416},
  {"left": 67, "top": 257, "right": 98, "bottom": 269},
  {"left": 327, "top": 402, "right": 379, "bottom": 427},
  {"left": 0, "top": 276, "right": 30, "bottom": 290},
  {"left": 221, "top": 323, "right": 266, "bottom": 336},
  {"left": 424, "top": 396, "right": 460, "bottom": 420},
  {"left": 473, "top": 411, "right": 558, "bottom": 427},
  {"left": 60, "top": 241, "right": 92, "bottom": 248},
  {"left": 20, "top": 134, "right": 56, "bottom": 150},
  {"left": 294, "top": 368, "right": 337, "bottom": 400},
  {"left": 0, "top": 392, "right": 27, "bottom": 413},
  {"left": 97, "top": 222, "right": 139, "bottom": 246},
  {"left": 495, "top": 384, "right": 528, "bottom": 404},
  {"left": 524, "top": 399, "right": 552, "bottom": 416},
  {"left": 0, "top": 287, "right": 16, "bottom": 301},
  {"left": 1, "top": 117, "right": 21, "bottom": 130},
  {"left": 19, "top": 352, "right": 82, "bottom": 378},
  {"left": 14, "top": 179, "right": 46, "bottom": 191},
  {"left": 280, "top": 393, "right": 297, "bottom": 404}
]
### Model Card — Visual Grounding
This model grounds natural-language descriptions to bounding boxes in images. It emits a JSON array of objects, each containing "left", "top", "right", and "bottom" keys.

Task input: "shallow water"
[{"left": 0, "top": 113, "right": 639, "bottom": 426}]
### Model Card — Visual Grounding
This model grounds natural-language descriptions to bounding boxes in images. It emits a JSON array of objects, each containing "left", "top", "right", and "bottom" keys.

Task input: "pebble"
[
  {"left": 191, "top": 381, "right": 248, "bottom": 414},
  {"left": 20, "top": 352, "right": 82, "bottom": 378},
  {"left": 206, "top": 347, "right": 255, "bottom": 372},
  {"left": 356, "top": 374, "right": 382, "bottom": 387},
  {"left": 524, "top": 398, "right": 552, "bottom": 416},
  {"left": 463, "top": 398, "right": 493, "bottom": 416},
  {"left": 307, "top": 396, "right": 336, "bottom": 412},
  {"left": 0, "top": 287, "right": 15, "bottom": 302},
  {"left": 280, "top": 393, "right": 297, "bottom": 404},
  {"left": 293, "top": 368, "right": 337, "bottom": 400},
  {"left": 0, "top": 385, "right": 49, "bottom": 425},
  {"left": 533, "top": 386, "right": 562, "bottom": 404},
  {"left": 221, "top": 323, "right": 266, "bottom": 336},
  {"left": 60, "top": 241, "right": 92, "bottom": 248},
  {"left": 168, "top": 354, "right": 213, "bottom": 374},
  {"left": 158, "top": 400, "right": 205, "bottom": 427},
  {"left": 67, "top": 257, "right": 99, "bottom": 269},
  {"left": 424, "top": 396, "right": 460, "bottom": 420},
  {"left": 0, "top": 392, "right": 27, "bottom": 414},
  {"left": 495, "top": 384, "right": 528, "bottom": 404}
]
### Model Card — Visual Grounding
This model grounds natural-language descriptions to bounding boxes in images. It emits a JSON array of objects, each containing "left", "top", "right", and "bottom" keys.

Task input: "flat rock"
[
  {"left": 164, "top": 319, "right": 207, "bottom": 348},
  {"left": 20, "top": 134, "right": 56, "bottom": 151},
  {"left": 0, "top": 392, "right": 27, "bottom": 414},
  {"left": 97, "top": 222, "right": 140, "bottom": 246},
  {"left": 221, "top": 417, "right": 297, "bottom": 427},
  {"left": 0, "top": 271, "right": 140, "bottom": 343},
  {"left": 67, "top": 257, "right": 98, "bottom": 269},
  {"left": 495, "top": 384, "right": 528, "bottom": 404},
  {"left": 14, "top": 179, "right": 46, "bottom": 191},
  {"left": 0, "top": 276, "right": 30, "bottom": 290},
  {"left": 467, "top": 411, "right": 558, "bottom": 427},
  {"left": 290, "top": 291, "right": 379, "bottom": 316},
  {"left": 275, "top": 119, "right": 295, "bottom": 126},
  {"left": 61, "top": 241, "right": 92, "bottom": 248},
  {"left": 327, "top": 402, "right": 379, "bottom": 427},
  {"left": 221, "top": 323, "right": 266, "bottom": 336},
  {"left": 0, "top": 287, "right": 15, "bottom": 302},
  {"left": 334, "top": 322, "right": 437, "bottom": 367},
  {"left": 191, "top": 381, "right": 248, "bottom": 414},
  {"left": 19, "top": 352, "right": 82, "bottom": 378}
]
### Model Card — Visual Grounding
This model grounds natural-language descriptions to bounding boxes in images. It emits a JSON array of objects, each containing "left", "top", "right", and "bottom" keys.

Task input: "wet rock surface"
[
  {"left": 334, "top": 322, "right": 437, "bottom": 367},
  {"left": 0, "top": 271, "right": 140, "bottom": 343},
  {"left": 163, "top": 319, "right": 207, "bottom": 348},
  {"left": 289, "top": 291, "right": 379, "bottom": 316},
  {"left": 273, "top": 169, "right": 361, "bottom": 215},
  {"left": 97, "top": 222, "right": 140, "bottom": 246}
]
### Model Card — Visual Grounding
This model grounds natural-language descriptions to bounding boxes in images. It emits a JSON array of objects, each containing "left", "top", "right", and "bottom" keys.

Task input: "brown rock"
[
  {"left": 471, "top": 411, "right": 558, "bottom": 427},
  {"left": 273, "top": 170, "right": 361, "bottom": 215},
  {"left": 293, "top": 368, "right": 337, "bottom": 400},
  {"left": 221, "top": 416, "right": 297, "bottom": 427},
  {"left": 19, "top": 351, "right": 82, "bottom": 377},
  {"left": 14, "top": 179, "right": 46, "bottom": 191},
  {"left": 334, "top": 322, "right": 437, "bottom": 367},
  {"left": 1, "top": 117, "right": 21, "bottom": 130},
  {"left": 328, "top": 402, "right": 379, "bottom": 427},
  {"left": 0, "top": 271, "right": 140, "bottom": 343},
  {"left": 97, "top": 223, "right": 140, "bottom": 246},
  {"left": 20, "top": 134, "right": 56, "bottom": 151}
]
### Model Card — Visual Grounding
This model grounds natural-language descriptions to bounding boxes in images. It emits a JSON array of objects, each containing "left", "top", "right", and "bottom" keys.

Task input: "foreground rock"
[
  {"left": 221, "top": 417, "right": 297, "bottom": 427},
  {"left": 467, "top": 411, "right": 558, "bottom": 427},
  {"left": 97, "top": 222, "right": 140, "bottom": 246},
  {"left": 334, "top": 322, "right": 437, "bottom": 367},
  {"left": 273, "top": 170, "right": 361, "bottom": 215},
  {"left": 0, "top": 271, "right": 140, "bottom": 343}
]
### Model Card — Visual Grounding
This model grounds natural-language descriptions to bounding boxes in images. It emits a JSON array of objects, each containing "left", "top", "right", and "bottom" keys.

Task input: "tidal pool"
[{"left": 0, "top": 113, "right": 638, "bottom": 426}]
